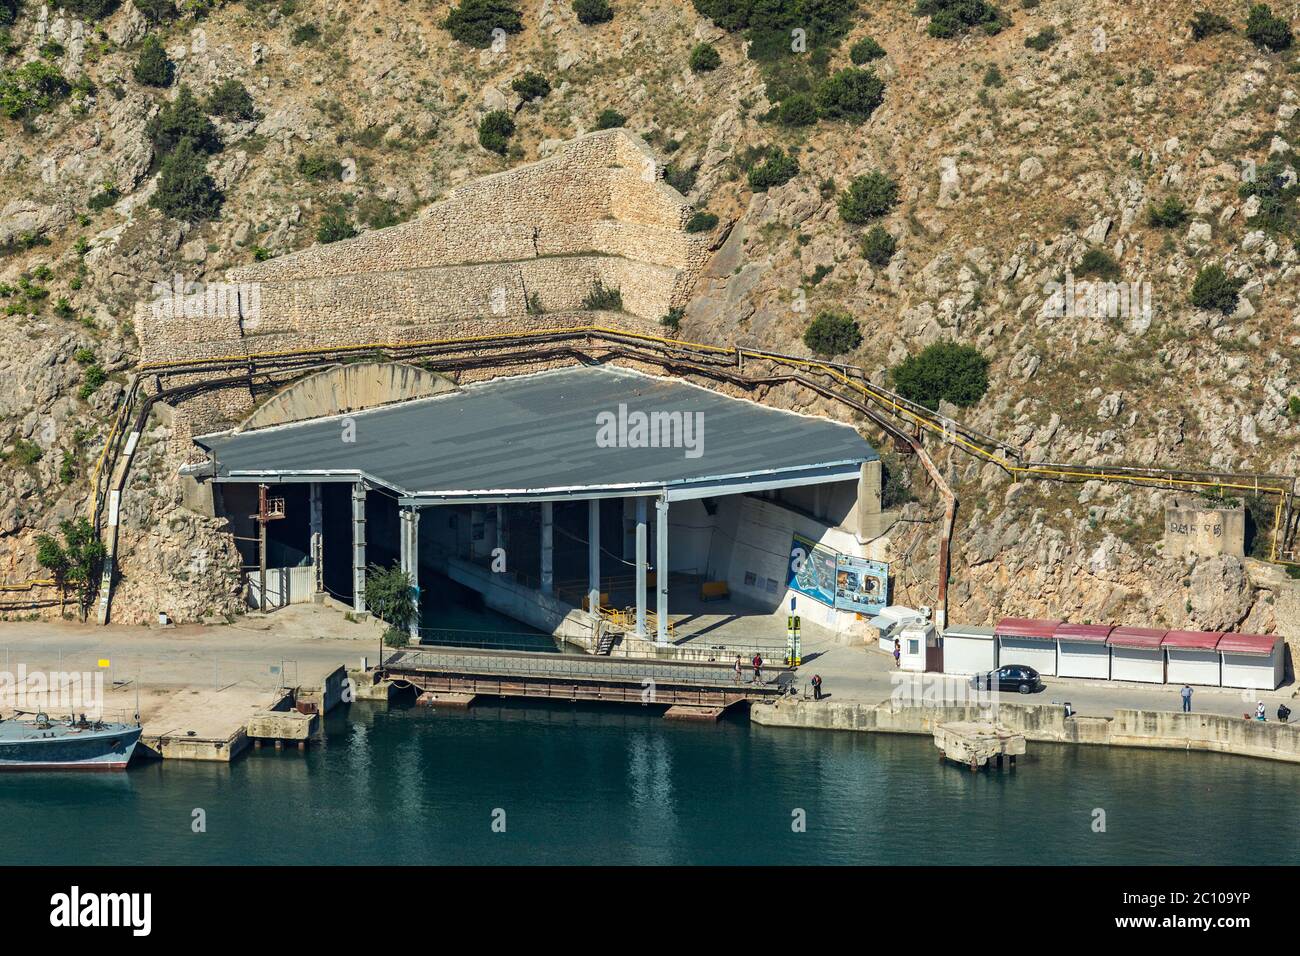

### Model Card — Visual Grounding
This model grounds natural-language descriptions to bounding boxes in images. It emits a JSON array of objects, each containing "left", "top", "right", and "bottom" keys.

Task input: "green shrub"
[
  {"left": 849, "top": 36, "right": 885, "bottom": 64},
  {"left": 837, "top": 171, "right": 897, "bottom": 223},
  {"left": 1245, "top": 4, "right": 1292, "bottom": 51},
  {"left": 1287, "top": 394, "right": 1300, "bottom": 417},
  {"left": 511, "top": 71, "right": 550, "bottom": 100},
  {"left": 689, "top": 42, "right": 721, "bottom": 72},
  {"left": 685, "top": 211, "right": 719, "bottom": 233},
  {"left": 1024, "top": 26, "right": 1057, "bottom": 50},
  {"left": 478, "top": 109, "right": 515, "bottom": 154},
  {"left": 665, "top": 162, "right": 696, "bottom": 194},
  {"left": 815, "top": 67, "right": 885, "bottom": 121},
  {"left": 744, "top": 146, "right": 799, "bottom": 191},
  {"left": 0, "top": 60, "right": 70, "bottom": 119},
  {"left": 1237, "top": 158, "right": 1300, "bottom": 236},
  {"left": 803, "top": 309, "right": 862, "bottom": 357},
  {"left": 147, "top": 85, "right": 221, "bottom": 155},
  {"left": 357, "top": 196, "right": 404, "bottom": 229},
  {"left": 133, "top": 34, "right": 174, "bottom": 87},
  {"left": 316, "top": 207, "right": 357, "bottom": 243},
  {"left": 1189, "top": 264, "right": 1244, "bottom": 313},
  {"left": 88, "top": 183, "right": 120, "bottom": 210},
  {"left": 150, "top": 137, "right": 223, "bottom": 221},
  {"left": 78, "top": 363, "right": 106, "bottom": 399},
  {"left": 290, "top": 23, "right": 321, "bottom": 45},
  {"left": 660, "top": 306, "right": 684, "bottom": 332},
  {"left": 593, "top": 107, "right": 626, "bottom": 129},
  {"left": 983, "top": 63, "right": 1003, "bottom": 86},
  {"left": 776, "top": 92, "right": 818, "bottom": 126},
  {"left": 891, "top": 340, "right": 989, "bottom": 410},
  {"left": 10, "top": 437, "right": 42, "bottom": 465},
  {"left": 443, "top": 0, "right": 523, "bottom": 48},
  {"left": 582, "top": 279, "right": 622, "bottom": 310},
  {"left": 205, "top": 79, "right": 258, "bottom": 120},
  {"left": 861, "top": 225, "right": 896, "bottom": 265},
  {"left": 73, "top": 346, "right": 96, "bottom": 365},
  {"left": 692, "top": 0, "right": 857, "bottom": 60},
  {"left": 0, "top": 0, "right": 19, "bottom": 27},
  {"left": 1189, "top": 10, "right": 1232, "bottom": 40},
  {"left": 915, "top": 0, "right": 1007, "bottom": 38},
  {"left": 1076, "top": 247, "right": 1121, "bottom": 281},
  {"left": 366, "top": 562, "right": 417, "bottom": 640},
  {"left": 296, "top": 151, "right": 343, "bottom": 181},
  {"left": 573, "top": 0, "right": 612, "bottom": 24},
  {"left": 1147, "top": 196, "right": 1188, "bottom": 228},
  {"left": 133, "top": 0, "right": 175, "bottom": 22}
]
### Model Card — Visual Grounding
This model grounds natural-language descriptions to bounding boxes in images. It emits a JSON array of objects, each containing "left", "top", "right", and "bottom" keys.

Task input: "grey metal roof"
[{"left": 195, "top": 366, "right": 876, "bottom": 501}]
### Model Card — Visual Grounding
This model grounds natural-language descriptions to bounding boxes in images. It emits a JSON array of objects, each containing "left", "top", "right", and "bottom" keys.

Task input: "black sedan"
[{"left": 969, "top": 665, "right": 1043, "bottom": 694}]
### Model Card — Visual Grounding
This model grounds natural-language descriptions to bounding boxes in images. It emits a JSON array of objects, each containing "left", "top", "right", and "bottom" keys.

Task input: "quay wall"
[{"left": 750, "top": 698, "right": 1300, "bottom": 764}]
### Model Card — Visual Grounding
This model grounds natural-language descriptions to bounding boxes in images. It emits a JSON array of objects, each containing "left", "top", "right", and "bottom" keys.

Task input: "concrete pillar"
[
  {"left": 588, "top": 498, "right": 601, "bottom": 617},
  {"left": 655, "top": 495, "right": 669, "bottom": 644},
  {"left": 495, "top": 504, "right": 505, "bottom": 553},
  {"left": 351, "top": 482, "right": 366, "bottom": 614},
  {"left": 309, "top": 482, "right": 323, "bottom": 596},
  {"left": 635, "top": 497, "right": 647, "bottom": 638},
  {"left": 540, "top": 501, "right": 554, "bottom": 595},
  {"left": 857, "top": 459, "right": 883, "bottom": 543},
  {"left": 400, "top": 506, "right": 420, "bottom": 640}
]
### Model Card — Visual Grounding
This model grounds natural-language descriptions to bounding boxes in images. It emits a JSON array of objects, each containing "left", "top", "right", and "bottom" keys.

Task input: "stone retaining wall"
[{"left": 751, "top": 697, "right": 1300, "bottom": 764}]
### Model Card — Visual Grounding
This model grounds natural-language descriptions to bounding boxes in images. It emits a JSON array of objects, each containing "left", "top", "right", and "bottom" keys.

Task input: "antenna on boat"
[{"left": 134, "top": 675, "right": 140, "bottom": 728}]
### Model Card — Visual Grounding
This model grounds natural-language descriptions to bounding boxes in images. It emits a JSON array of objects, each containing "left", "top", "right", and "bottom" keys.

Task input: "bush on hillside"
[
  {"left": 744, "top": 146, "right": 799, "bottom": 191},
  {"left": 861, "top": 225, "right": 897, "bottom": 265},
  {"left": 1188, "top": 9, "right": 1232, "bottom": 40},
  {"left": 316, "top": 207, "right": 357, "bottom": 244},
  {"left": 685, "top": 211, "right": 719, "bottom": 233},
  {"left": 147, "top": 84, "right": 221, "bottom": 155},
  {"left": 1189, "top": 264, "right": 1244, "bottom": 313},
  {"left": 477, "top": 109, "right": 515, "bottom": 154},
  {"left": 815, "top": 67, "right": 885, "bottom": 121},
  {"left": 133, "top": 34, "right": 174, "bottom": 87},
  {"left": 593, "top": 107, "right": 626, "bottom": 129},
  {"left": 776, "top": 92, "right": 818, "bottom": 126},
  {"left": 205, "top": 78, "right": 258, "bottom": 120},
  {"left": 1245, "top": 4, "right": 1292, "bottom": 51},
  {"left": 1147, "top": 196, "right": 1188, "bottom": 228},
  {"left": 915, "top": 0, "right": 1007, "bottom": 38},
  {"left": 837, "top": 171, "right": 898, "bottom": 223},
  {"left": 573, "top": 0, "right": 613, "bottom": 24},
  {"left": 511, "top": 71, "right": 550, "bottom": 100},
  {"left": 803, "top": 309, "right": 862, "bottom": 357},
  {"left": 150, "top": 137, "right": 223, "bottom": 221},
  {"left": 0, "top": 60, "right": 70, "bottom": 119},
  {"left": 443, "top": 0, "right": 523, "bottom": 48},
  {"left": 849, "top": 36, "right": 885, "bottom": 63},
  {"left": 133, "top": 0, "right": 175, "bottom": 22},
  {"left": 689, "top": 42, "right": 721, "bottom": 72},
  {"left": 891, "top": 340, "right": 990, "bottom": 410}
]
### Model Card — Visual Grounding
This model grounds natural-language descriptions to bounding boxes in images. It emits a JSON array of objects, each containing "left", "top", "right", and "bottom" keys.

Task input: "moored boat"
[{"left": 0, "top": 713, "right": 142, "bottom": 771}]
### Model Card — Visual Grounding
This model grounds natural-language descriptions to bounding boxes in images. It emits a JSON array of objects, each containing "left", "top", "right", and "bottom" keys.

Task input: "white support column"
[
  {"left": 351, "top": 482, "right": 366, "bottom": 614},
  {"left": 309, "top": 482, "right": 324, "bottom": 596},
  {"left": 588, "top": 498, "right": 601, "bottom": 617},
  {"left": 635, "top": 497, "right": 647, "bottom": 638},
  {"left": 655, "top": 495, "right": 669, "bottom": 644},
  {"left": 540, "top": 501, "right": 554, "bottom": 595},
  {"left": 400, "top": 506, "right": 420, "bottom": 640}
]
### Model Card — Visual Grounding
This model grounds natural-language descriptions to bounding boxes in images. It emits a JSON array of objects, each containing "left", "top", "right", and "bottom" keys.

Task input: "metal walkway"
[{"left": 382, "top": 647, "right": 791, "bottom": 709}]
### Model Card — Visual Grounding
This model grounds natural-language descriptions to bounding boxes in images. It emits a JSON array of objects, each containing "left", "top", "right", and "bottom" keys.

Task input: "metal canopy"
[{"left": 193, "top": 365, "right": 877, "bottom": 503}]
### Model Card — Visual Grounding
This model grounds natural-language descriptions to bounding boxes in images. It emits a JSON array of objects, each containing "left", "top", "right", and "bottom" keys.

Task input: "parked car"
[{"left": 970, "top": 665, "right": 1043, "bottom": 694}]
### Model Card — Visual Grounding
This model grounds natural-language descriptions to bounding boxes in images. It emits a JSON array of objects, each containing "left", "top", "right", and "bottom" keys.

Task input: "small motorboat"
[{"left": 0, "top": 712, "right": 142, "bottom": 771}]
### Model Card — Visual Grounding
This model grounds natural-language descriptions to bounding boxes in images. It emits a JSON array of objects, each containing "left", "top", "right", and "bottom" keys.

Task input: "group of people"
[
  {"left": 1182, "top": 684, "right": 1291, "bottom": 723},
  {"left": 731, "top": 654, "right": 825, "bottom": 700}
]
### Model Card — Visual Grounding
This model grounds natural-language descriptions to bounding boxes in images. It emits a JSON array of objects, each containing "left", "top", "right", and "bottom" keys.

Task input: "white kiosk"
[
  {"left": 1218, "top": 633, "right": 1285, "bottom": 691},
  {"left": 1108, "top": 627, "right": 1167, "bottom": 683},
  {"left": 941, "top": 624, "right": 997, "bottom": 675},
  {"left": 1162, "top": 630, "right": 1223, "bottom": 687},
  {"left": 994, "top": 617, "right": 1060, "bottom": 676},
  {"left": 1055, "top": 622, "right": 1113, "bottom": 679}
]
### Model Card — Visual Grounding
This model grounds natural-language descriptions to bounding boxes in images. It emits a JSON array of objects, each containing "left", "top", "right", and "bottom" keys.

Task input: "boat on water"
[{"left": 0, "top": 712, "right": 142, "bottom": 771}]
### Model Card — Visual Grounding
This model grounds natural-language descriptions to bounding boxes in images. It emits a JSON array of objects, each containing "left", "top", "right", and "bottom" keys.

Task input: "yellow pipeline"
[{"left": 110, "top": 322, "right": 1299, "bottom": 567}]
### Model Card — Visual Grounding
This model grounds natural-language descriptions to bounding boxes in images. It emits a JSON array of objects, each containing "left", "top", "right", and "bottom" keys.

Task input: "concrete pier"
[{"left": 933, "top": 720, "right": 1026, "bottom": 770}]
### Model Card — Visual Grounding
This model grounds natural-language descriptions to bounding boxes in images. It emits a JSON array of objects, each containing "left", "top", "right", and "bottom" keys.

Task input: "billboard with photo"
[
  {"left": 787, "top": 533, "right": 838, "bottom": 608},
  {"left": 834, "top": 555, "right": 889, "bottom": 615}
]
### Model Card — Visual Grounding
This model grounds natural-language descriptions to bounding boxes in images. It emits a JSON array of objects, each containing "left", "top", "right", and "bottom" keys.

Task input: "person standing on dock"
[
  {"left": 811, "top": 674, "right": 823, "bottom": 700},
  {"left": 893, "top": 638, "right": 901, "bottom": 668},
  {"left": 733, "top": 655, "right": 742, "bottom": 684},
  {"left": 752, "top": 652, "right": 763, "bottom": 684},
  {"left": 1180, "top": 684, "right": 1192, "bottom": 713}
]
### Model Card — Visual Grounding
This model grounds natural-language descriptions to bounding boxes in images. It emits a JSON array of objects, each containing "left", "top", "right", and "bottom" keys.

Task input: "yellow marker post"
[{"left": 98, "top": 659, "right": 110, "bottom": 668}]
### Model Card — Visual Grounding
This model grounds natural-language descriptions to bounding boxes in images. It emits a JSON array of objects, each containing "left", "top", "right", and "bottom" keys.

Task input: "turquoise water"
[{"left": 0, "top": 699, "right": 1293, "bottom": 866}]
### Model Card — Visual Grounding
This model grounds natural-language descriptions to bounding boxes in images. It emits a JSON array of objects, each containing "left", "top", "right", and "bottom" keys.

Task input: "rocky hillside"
[{"left": 1, "top": 0, "right": 1298, "bottom": 630}]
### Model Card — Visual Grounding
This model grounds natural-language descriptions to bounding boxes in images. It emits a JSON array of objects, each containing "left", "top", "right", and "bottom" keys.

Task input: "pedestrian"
[
  {"left": 1279, "top": 703, "right": 1291, "bottom": 724},
  {"left": 752, "top": 652, "right": 763, "bottom": 684},
  {"left": 893, "top": 638, "right": 901, "bottom": 668},
  {"left": 733, "top": 655, "right": 742, "bottom": 684},
  {"left": 811, "top": 674, "right": 823, "bottom": 700},
  {"left": 1256, "top": 701, "right": 1266, "bottom": 721},
  {"left": 1180, "top": 684, "right": 1192, "bottom": 713}
]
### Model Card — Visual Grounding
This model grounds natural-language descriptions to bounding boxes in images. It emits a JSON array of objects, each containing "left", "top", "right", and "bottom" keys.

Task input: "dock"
[
  {"left": 934, "top": 720, "right": 1026, "bottom": 771},
  {"left": 384, "top": 648, "right": 790, "bottom": 717}
]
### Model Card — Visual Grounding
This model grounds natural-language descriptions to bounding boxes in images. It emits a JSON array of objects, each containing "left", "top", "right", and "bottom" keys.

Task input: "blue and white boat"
[{"left": 0, "top": 713, "right": 141, "bottom": 771}]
